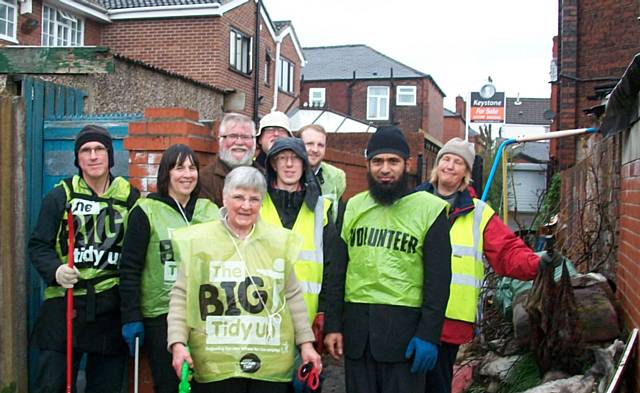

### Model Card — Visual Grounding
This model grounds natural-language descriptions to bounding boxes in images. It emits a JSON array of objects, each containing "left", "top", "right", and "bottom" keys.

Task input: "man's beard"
[
  {"left": 367, "top": 171, "right": 409, "bottom": 205},
  {"left": 219, "top": 146, "right": 255, "bottom": 168}
]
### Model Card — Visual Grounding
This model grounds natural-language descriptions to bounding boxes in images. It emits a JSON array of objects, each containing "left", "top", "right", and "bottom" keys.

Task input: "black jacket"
[
  {"left": 323, "top": 191, "right": 452, "bottom": 362},
  {"left": 28, "top": 176, "right": 139, "bottom": 354}
]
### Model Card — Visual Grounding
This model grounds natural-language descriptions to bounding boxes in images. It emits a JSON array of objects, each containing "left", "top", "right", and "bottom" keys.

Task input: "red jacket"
[{"left": 416, "top": 183, "right": 540, "bottom": 344}]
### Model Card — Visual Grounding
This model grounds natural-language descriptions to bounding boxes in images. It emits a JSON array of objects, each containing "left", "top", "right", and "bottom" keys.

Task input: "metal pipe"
[{"left": 481, "top": 127, "right": 598, "bottom": 201}]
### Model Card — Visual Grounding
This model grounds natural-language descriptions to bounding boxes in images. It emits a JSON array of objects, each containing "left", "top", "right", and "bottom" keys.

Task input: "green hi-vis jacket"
[
  {"left": 342, "top": 191, "right": 447, "bottom": 308},
  {"left": 172, "top": 219, "right": 303, "bottom": 383},
  {"left": 47, "top": 175, "right": 134, "bottom": 300},
  {"left": 137, "top": 197, "right": 218, "bottom": 318}
]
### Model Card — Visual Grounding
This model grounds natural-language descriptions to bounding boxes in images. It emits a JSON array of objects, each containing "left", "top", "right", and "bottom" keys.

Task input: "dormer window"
[{"left": 42, "top": 4, "right": 84, "bottom": 47}]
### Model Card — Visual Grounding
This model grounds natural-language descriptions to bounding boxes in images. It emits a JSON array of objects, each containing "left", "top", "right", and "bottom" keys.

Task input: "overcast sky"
[{"left": 262, "top": 0, "right": 558, "bottom": 110}]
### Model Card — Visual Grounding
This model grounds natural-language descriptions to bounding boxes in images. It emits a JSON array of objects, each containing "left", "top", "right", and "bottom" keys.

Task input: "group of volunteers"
[{"left": 29, "top": 110, "right": 561, "bottom": 393}]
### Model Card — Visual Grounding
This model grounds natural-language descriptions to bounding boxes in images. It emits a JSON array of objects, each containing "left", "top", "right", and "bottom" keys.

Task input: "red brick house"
[
  {"left": 443, "top": 96, "right": 467, "bottom": 142},
  {"left": 0, "top": 0, "right": 304, "bottom": 119},
  {"left": 300, "top": 44, "right": 446, "bottom": 141},
  {"left": 551, "top": 0, "right": 640, "bottom": 170}
]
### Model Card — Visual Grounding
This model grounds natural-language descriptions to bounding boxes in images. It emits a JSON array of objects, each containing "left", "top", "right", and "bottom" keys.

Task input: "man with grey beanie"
[
  {"left": 29, "top": 124, "right": 139, "bottom": 392},
  {"left": 416, "top": 137, "right": 560, "bottom": 393}
]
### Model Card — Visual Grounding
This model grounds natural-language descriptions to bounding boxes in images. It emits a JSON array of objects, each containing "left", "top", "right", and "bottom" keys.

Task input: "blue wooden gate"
[{"left": 22, "top": 76, "right": 142, "bottom": 389}]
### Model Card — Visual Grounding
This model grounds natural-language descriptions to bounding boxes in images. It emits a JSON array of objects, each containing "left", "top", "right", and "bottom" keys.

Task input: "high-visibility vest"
[
  {"left": 137, "top": 197, "right": 219, "bottom": 318},
  {"left": 445, "top": 199, "right": 494, "bottom": 322},
  {"left": 342, "top": 191, "right": 447, "bottom": 308},
  {"left": 260, "top": 194, "right": 331, "bottom": 322},
  {"left": 318, "top": 162, "right": 346, "bottom": 219},
  {"left": 171, "top": 219, "right": 302, "bottom": 383},
  {"left": 47, "top": 175, "right": 134, "bottom": 300}
]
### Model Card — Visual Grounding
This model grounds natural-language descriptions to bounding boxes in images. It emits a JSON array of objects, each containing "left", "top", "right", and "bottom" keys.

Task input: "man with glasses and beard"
[
  {"left": 322, "top": 126, "right": 452, "bottom": 393},
  {"left": 200, "top": 113, "right": 257, "bottom": 206}
]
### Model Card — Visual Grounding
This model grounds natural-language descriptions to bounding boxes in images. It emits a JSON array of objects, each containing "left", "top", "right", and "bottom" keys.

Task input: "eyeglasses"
[
  {"left": 78, "top": 146, "right": 108, "bottom": 156},
  {"left": 230, "top": 194, "right": 262, "bottom": 206},
  {"left": 274, "top": 153, "right": 302, "bottom": 164},
  {"left": 221, "top": 134, "right": 255, "bottom": 141}
]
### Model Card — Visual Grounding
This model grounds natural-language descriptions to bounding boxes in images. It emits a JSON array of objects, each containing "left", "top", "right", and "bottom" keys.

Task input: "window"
[
  {"left": 309, "top": 88, "right": 325, "bottom": 107},
  {"left": 0, "top": 0, "right": 17, "bottom": 41},
  {"left": 278, "top": 57, "right": 294, "bottom": 94},
  {"left": 42, "top": 5, "right": 84, "bottom": 46},
  {"left": 229, "top": 29, "right": 252, "bottom": 74},
  {"left": 367, "top": 86, "right": 389, "bottom": 120},
  {"left": 396, "top": 86, "right": 417, "bottom": 106},
  {"left": 264, "top": 51, "right": 271, "bottom": 85}
]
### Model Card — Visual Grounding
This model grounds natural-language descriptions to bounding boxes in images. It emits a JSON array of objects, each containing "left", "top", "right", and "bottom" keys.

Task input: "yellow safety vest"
[
  {"left": 445, "top": 199, "right": 494, "bottom": 322},
  {"left": 260, "top": 194, "right": 331, "bottom": 322}
]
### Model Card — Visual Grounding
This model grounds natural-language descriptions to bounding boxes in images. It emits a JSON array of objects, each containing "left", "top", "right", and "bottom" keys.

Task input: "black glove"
[{"left": 539, "top": 251, "right": 562, "bottom": 269}]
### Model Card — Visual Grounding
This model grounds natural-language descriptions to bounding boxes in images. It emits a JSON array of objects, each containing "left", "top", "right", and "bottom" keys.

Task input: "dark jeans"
[
  {"left": 192, "top": 378, "right": 288, "bottom": 393},
  {"left": 345, "top": 342, "right": 425, "bottom": 393},
  {"left": 424, "top": 343, "right": 459, "bottom": 393},
  {"left": 34, "top": 350, "right": 126, "bottom": 393},
  {"left": 143, "top": 315, "right": 179, "bottom": 393}
]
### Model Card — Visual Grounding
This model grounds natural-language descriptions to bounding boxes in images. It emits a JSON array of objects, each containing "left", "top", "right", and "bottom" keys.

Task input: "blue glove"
[
  {"left": 122, "top": 322, "right": 145, "bottom": 356},
  {"left": 404, "top": 337, "right": 438, "bottom": 374}
]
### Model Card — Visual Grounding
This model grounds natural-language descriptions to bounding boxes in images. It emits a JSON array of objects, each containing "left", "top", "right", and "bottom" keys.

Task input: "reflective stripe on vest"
[
  {"left": 445, "top": 199, "right": 494, "bottom": 322},
  {"left": 260, "top": 194, "right": 330, "bottom": 322}
]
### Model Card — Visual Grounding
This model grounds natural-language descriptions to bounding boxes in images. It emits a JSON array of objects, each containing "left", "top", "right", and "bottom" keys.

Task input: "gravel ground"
[{"left": 321, "top": 355, "right": 346, "bottom": 393}]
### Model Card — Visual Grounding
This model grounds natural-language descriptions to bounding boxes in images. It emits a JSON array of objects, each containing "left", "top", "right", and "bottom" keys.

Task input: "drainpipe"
[
  {"left": 252, "top": 0, "right": 262, "bottom": 122},
  {"left": 389, "top": 67, "right": 395, "bottom": 125},
  {"left": 347, "top": 70, "right": 356, "bottom": 115},
  {"left": 271, "top": 39, "right": 282, "bottom": 112}
]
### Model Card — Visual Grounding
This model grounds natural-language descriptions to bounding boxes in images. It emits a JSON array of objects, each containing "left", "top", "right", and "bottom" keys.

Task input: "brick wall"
[
  {"left": 443, "top": 114, "right": 465, "bottom": 142},
  {"left": 1, "top": 0, "right": 102, "bottom": 46},
  {"left": 554, "top": 0, "right": 640, "bottom": 169},
  {"left": 124, "top": 107, "right": 218, "bottom": 194},
  {"left": 618, "top": 157, "right": 640, "bottom": 390}
]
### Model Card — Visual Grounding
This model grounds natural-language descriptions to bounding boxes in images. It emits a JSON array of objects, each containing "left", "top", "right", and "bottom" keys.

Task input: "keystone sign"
[{"left": 470, "top": 92, "right": 505, "bottom": 123}]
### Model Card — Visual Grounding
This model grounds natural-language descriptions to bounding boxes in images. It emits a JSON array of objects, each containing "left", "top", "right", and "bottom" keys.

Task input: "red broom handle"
[{"left": 66, "top": 210, "right": 75, "bottom": 393}]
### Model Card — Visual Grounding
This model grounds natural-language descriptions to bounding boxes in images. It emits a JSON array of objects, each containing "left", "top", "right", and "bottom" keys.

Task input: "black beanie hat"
[
  {"left": 365, "top": 126, "right": 410, "bottom": 160},
  {"left": 74, "top": 125, "right": 114, "bottom": 169}
]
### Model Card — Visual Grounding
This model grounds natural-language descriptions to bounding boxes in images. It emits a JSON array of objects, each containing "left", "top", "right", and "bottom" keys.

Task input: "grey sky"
[{"left": 262, "top": 0, "right": 558, "bottom": 111}]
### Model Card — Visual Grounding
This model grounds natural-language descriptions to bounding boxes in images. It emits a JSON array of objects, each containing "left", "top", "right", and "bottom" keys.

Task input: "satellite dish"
[
  {"left": 543, "top": 109, "right": 555, "bottom": 120},
  {"left": 479, "top": 83, "right": 496, "bottom": 99}
]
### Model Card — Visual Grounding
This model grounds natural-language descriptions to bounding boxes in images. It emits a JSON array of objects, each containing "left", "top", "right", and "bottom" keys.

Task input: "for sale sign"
[{"left": 470, "top": 92, "right": 505, "bottom": 123}]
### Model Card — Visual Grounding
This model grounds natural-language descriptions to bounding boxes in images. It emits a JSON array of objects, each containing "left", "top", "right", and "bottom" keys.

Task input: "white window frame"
[
  {"left": 229, "top": 28, "right": 253, "bottom": 74},
  {"left": 309, "top": 88, "right": 325, "bottom": 107},
  {"left": 0, "top": 0, "right": 18, "bottom": 42},
  {"left": 41, "top": 4, "right": 84, "bottom": 47},
  {"left": 278, "top": 57, "right": 294, "bottom": 94},
  {"left": 367, "top": 86, "right": 390, "bottom": 120},
  {"left": 396, "top": 85, "right": 417, "bottom": 106}
]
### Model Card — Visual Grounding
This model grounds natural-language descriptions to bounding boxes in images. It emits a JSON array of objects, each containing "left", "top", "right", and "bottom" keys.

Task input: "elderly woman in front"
[{"left": 168, "top": 166, "right": 321, "bottom": 393}]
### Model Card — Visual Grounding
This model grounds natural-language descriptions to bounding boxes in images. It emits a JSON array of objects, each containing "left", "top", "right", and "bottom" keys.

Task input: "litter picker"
[{"left": 66, "top": 209, "right": 75, "bottom": 393}]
